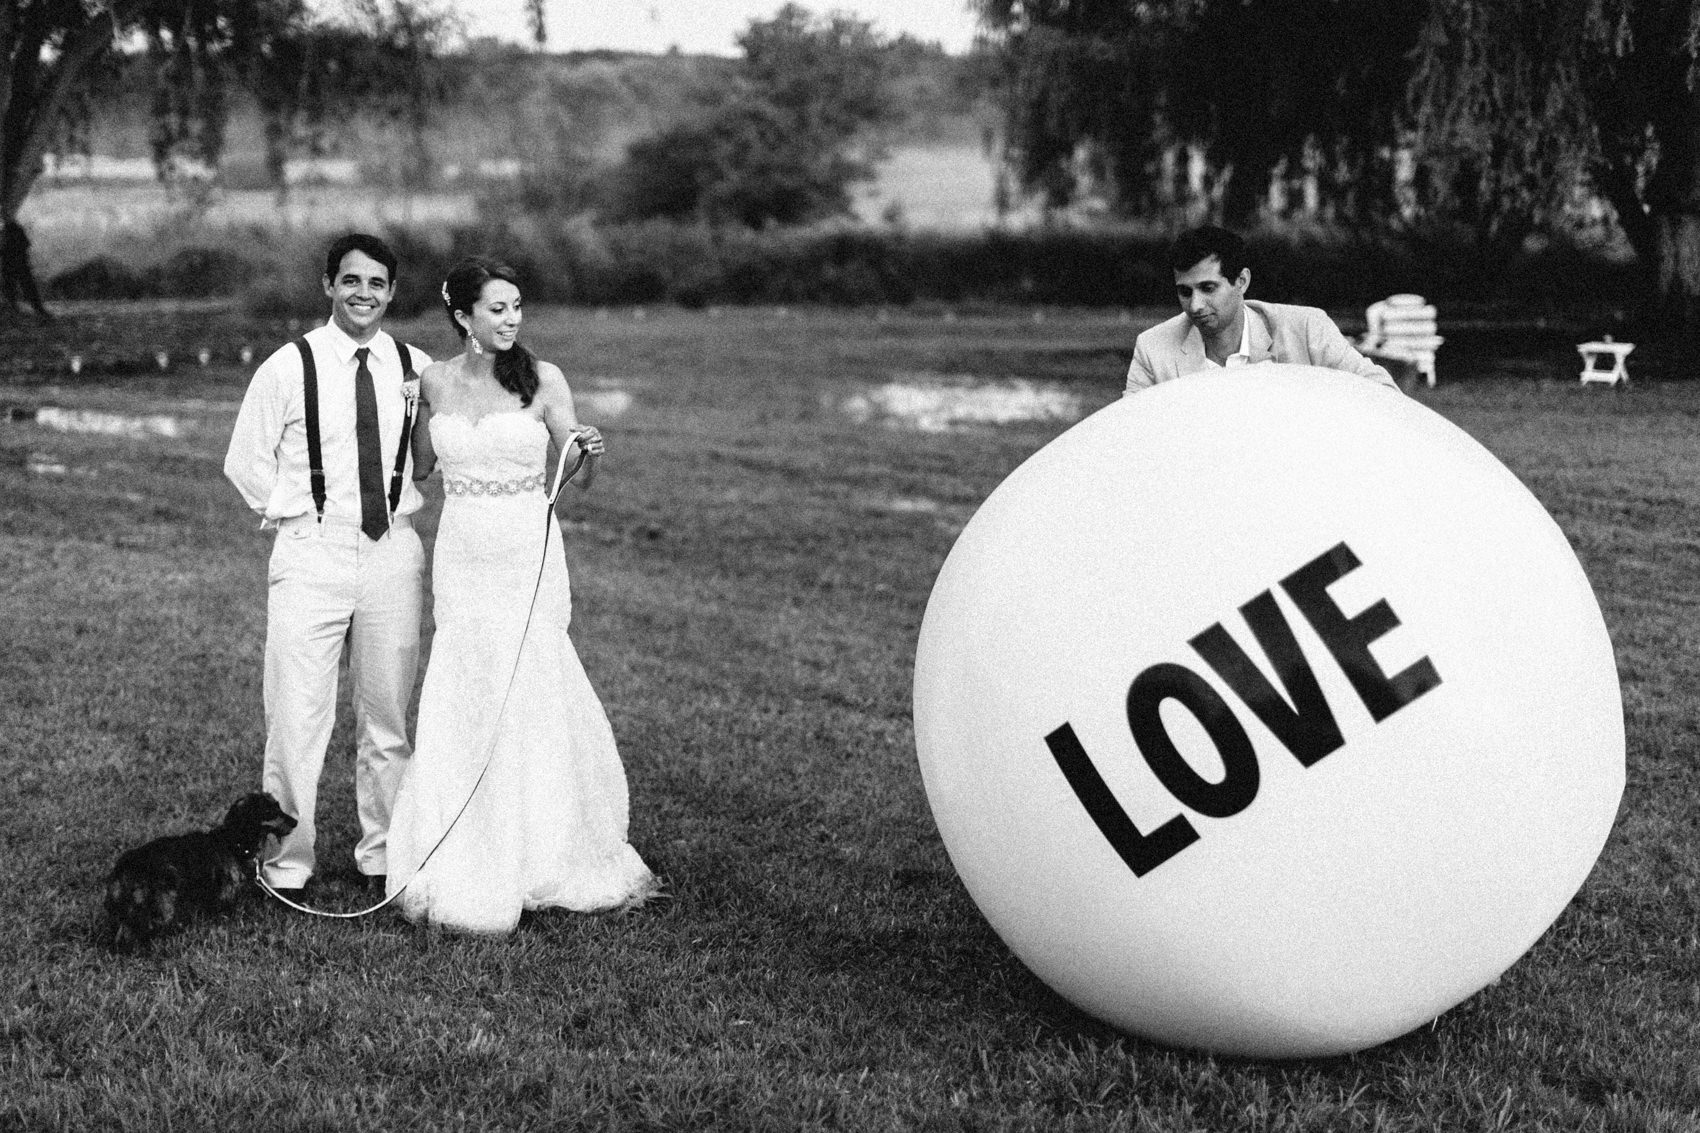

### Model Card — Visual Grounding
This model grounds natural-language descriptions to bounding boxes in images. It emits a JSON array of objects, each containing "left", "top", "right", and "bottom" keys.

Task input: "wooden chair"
[{"left": 1360, "top": 294, "right": 1443, "bottom": 387}]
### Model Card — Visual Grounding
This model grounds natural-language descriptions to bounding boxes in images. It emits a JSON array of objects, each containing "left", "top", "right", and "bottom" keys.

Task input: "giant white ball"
[{"left": 913, "top": 364, "right": 1624, "bottom": 1059}]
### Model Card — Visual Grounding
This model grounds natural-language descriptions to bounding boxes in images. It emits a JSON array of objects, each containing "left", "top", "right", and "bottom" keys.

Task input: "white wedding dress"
[{"left": 385, "top": 410, "right": 656, "bottom": 934}]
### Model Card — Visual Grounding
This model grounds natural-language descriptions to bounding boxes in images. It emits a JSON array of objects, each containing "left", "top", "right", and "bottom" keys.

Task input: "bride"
[{"left": 384, "top": 256, "right": 657, "bottom": 934}]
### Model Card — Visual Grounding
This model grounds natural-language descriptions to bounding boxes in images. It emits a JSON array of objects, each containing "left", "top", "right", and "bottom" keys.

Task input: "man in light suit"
[
  {"left": 224, "top": 233, "right": 431, "bottom": 899},
  {"left": 1125, "top": 225, "right": 1396, "bottom": 395}
]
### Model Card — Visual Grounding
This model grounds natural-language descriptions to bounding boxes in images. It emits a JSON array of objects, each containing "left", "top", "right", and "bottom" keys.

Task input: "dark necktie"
[{"left": 353, "top": 346, "right": 387, "bottom": 540}]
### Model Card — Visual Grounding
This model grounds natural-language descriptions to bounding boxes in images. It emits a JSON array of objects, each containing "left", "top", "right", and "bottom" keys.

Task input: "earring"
[{"left": 467, "top": 334, "right": 484, "bottom": 356}]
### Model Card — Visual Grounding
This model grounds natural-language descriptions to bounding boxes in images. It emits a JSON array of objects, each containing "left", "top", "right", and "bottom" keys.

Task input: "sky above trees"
[{"left": 456, "top": 0, "right": 980, "bottom": 54}]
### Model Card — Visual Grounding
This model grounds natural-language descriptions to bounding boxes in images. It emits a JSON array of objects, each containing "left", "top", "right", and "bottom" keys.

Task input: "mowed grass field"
[{"left": 3, "top": 304, "right": 1698, "bottom": 1130}]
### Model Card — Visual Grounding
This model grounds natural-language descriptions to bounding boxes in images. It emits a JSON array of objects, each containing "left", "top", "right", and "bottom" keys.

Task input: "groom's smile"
[{"left": 323, "top": 249, "right": 394, "bottom": 343}]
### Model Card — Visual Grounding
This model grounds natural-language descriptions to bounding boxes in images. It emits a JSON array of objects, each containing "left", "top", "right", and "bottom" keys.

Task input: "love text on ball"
[{"left": 1046, "top": 541, "right": 1442, "bottom": 877}]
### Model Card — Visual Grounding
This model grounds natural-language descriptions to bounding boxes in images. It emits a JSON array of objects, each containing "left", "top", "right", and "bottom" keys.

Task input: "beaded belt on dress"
[{"left": 444, "top": 472, "right": 546, "bottom": 497}]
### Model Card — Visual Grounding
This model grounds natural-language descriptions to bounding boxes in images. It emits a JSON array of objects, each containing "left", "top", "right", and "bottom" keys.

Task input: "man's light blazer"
[{"left": 1125, "top": 299, "right": 1396, "bottom": 394}]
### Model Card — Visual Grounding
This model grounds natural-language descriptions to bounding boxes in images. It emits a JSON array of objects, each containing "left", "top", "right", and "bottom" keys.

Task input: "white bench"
[
  {"left": 1360, "top": 294, "right": 1443, "bottom": 387},
  {"left": 1578, "top": 337, "right": 1633, "bottom": 387}
]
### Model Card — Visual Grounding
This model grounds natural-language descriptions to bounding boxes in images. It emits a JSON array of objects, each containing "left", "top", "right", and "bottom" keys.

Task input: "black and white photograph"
[{"left": 1, "top": 0, "right": 1689, "bottom": 1128}]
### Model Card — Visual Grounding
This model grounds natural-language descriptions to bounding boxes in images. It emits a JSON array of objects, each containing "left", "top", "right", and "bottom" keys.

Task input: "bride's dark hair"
[{"left": 442, "top": 257, "right": 539, "bottom": 406}]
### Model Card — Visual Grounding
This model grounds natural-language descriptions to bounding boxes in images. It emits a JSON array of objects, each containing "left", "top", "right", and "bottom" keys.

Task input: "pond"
[
  {"left": 6, "top": 384, "right": 635, "bottom": 444},
  {"left": 8, "top": 373, "right": 1091, "bottom": 462},
  {"left": 32, "top": 406, "right": 190, "bottom": 440},
  {"left": 841, "top": 374, "right": 1092, "bottom": 433}
]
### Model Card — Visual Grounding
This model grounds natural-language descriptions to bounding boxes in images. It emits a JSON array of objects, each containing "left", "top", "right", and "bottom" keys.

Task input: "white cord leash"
[{"left": 258, "top": 441, "right": 591, "bottom": 919}]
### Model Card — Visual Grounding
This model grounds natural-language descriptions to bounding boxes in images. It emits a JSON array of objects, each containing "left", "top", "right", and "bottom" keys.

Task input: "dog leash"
[{"left": 257, "top": 440, "right": 591, "bottom": 919}]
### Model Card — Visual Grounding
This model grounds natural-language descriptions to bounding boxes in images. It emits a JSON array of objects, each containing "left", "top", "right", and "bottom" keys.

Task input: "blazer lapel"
[
  {"left": 1179, "top": 322, "right": 1207, "bottom": 377},
  {"left": 1245, "top": 303, "right": 1276, "bottom": 363}
]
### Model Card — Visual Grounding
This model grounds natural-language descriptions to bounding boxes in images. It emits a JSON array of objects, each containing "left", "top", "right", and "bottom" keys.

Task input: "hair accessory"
[{"left": 440, "top": 282, "right": 451, "bottom": 306}]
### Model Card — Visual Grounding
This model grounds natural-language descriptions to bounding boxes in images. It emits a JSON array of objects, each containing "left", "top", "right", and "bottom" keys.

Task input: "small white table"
[{"left": 1578, "top": 340, "right": 1633, "bottom": 387}]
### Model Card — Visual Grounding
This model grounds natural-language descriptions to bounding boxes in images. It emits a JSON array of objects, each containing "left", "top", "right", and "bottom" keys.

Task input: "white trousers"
[{"left": 261, "top": 513, "right": 424, "bottom": 887}]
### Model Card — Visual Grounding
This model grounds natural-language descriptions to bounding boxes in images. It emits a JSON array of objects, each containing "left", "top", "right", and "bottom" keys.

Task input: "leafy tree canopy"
[
  {"left": 974, "top": 0, "right": 1427, "bottom": 224},
  {"left": 1407, "top": 0, "right": 1700, "bottom": 340},
  {"left": 247, "top": 0, "right": 460, "bottom": 193},
  {"left": 0, "top": 0, "right": 453, "bottom": 319},
  {"left": 607, "top": 3, "right": 901, "bottom": 227},
  {"left": 2, "top": 0, "right": 454, "bottom": 217},
  {"left": 4, "top": 0, "right": 262, "bottom": 216},
  {"left": 1408, "top": 1, "right": 1688, "bottom": 258}
]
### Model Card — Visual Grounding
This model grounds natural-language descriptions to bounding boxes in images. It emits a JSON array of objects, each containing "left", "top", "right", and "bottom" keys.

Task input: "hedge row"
[{"left": 43, "top": 219, "right": 1641, "bottom": 317}]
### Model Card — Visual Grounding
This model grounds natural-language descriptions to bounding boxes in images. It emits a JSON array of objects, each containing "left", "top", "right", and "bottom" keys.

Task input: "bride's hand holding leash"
[
  {"left": 559, "top": 425, "right": 602, "bottom": 493},
  {"left": 571, "top": 425, "right": 605, "bottom": 458}
]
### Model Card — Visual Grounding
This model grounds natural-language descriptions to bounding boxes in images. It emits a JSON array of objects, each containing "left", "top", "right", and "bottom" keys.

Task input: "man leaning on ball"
[{"left": 1125, "top": 225, "right": 1398, "bottom": 395}]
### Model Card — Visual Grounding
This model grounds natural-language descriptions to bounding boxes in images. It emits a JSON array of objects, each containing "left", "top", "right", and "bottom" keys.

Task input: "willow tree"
[
  {"left": 247, "top": 2, "right": 460, "bottom": 201},
  {"left": 1408, "top": 0, "right": 1700, "bottom": 343},
  {"left": 2, "top": 0, "right": 458, "bottom": 318},
  {"left": 2, "top": 1, "right": 312, "bottom": 313},
  {"left": 973, "top": 0, "right": 1426, "bottom": 223}
]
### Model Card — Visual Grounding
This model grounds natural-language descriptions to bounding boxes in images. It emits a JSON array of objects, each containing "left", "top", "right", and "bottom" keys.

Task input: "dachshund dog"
[{"left": 104, "top": 791, "right": 296, "bottom": 950}]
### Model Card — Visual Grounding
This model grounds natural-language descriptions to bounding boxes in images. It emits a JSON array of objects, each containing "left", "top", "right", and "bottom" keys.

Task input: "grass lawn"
[{"left": 2, "top": 304, "right": 1696, "bottom": 1130}]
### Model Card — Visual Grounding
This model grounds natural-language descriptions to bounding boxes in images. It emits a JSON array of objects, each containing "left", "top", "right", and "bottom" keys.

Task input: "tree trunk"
[
  {"left": 1652, "top": 209, "right": 1700, "bottom": 363},
  {"left": 0, "top": 214, "right": 51, "bottom": 322},
  {"left": 1640, "top": 66, "right": 1700, "bottom": 367},
  {"left": 2, "top": 16, "right": 110, "bottom": 219},
  {"left": 1219, "top": 155, "right": 1272, "bottom": 229},
  {"left": 0, "top": 12, "right": 111, "bottom": 324}
]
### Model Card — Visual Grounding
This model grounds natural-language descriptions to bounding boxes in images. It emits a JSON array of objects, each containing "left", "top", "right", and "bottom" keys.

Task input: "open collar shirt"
[
  {"left": 1123, "top": 300, "right": 1397, "bottom": 394},
  {"left": 1199, "top": 311, "right": 1253, "bottom": 369},
  {"left": 224, "top": 320, "right": 431, "bottom": 526}
]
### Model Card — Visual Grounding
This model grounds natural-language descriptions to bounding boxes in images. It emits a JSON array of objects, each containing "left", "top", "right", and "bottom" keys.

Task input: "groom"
[{"left": 224, "top": 233, "right": 432, "bottom": 897}]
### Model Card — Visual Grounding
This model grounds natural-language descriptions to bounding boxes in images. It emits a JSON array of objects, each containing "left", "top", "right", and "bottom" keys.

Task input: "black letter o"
[{"left": 1127, "top": 663, "right": 1260, "bottom": 819}]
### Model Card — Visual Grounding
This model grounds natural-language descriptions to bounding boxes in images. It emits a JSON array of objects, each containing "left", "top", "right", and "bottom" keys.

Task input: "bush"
[
  {"left": 40, "top": 213, "right": 1643, "bottom": 319},
  {"left": 239, "top": 272, "right": 326, "bottom": 321},
  {"left": 47, "top": 256, "right": 149, "bottom": 300},
  {"left": 147, "top": 245, "right": 256, "bottom": 297}
]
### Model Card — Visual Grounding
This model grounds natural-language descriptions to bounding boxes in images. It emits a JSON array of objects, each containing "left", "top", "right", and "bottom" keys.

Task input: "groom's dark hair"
[{"left": 323, "top": 233, "right": 398, "bottom": 285}]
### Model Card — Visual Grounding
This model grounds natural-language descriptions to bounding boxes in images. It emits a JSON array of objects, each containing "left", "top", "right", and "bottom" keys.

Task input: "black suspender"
[
  {"left": 295, "top": 339, "right": 326, "bottom": 522},
  {"left": 296, "top": 337, "right": 420, "bottom": 525},
  {"left": 389, "top": 344, "right": 420, "bottom": 515}
]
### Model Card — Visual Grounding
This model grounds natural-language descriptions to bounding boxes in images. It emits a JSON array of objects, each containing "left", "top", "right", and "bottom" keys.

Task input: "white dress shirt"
[
  {"left": 1200, "top": 313, "right": 1253, "bottom": 369},
  {"left": 225, "top": 320, "right": 432, "bottom": 525}
]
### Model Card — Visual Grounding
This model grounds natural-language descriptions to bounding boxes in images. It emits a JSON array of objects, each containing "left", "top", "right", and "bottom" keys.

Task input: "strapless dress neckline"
[{"left": 435, "top": 409, "right": 546, "bottom": 431}]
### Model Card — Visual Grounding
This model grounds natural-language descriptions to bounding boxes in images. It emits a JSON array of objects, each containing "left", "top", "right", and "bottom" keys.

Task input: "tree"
[
  {"left": 1407, "top": 0, "right": 1700, "bottom": 345},
  {"left": 5, "top": 1, "right": 314, "bottom": 215},
  {"left": 973, "top": 0, "right": 1426, "bottom": 225},
  {"left": 607, "top": 3, "right": 900, "bottom": 227},
  {"left": 246, "top": 2, "right": 459, "bottom": 203},
  {"left": 0, "top": 0, "right": 446, "bottom": 317},
  {"left": 3, "top": 1, "right": 310, "bottom": 316},
  {"left": 615, "top": 91, "right": 879, "bottom": 227}
]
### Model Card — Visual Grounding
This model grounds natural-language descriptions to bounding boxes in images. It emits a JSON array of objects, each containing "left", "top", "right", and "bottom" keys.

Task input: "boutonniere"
[{"left": 401, "top": 378, "right": 421, "bottom": 411}]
